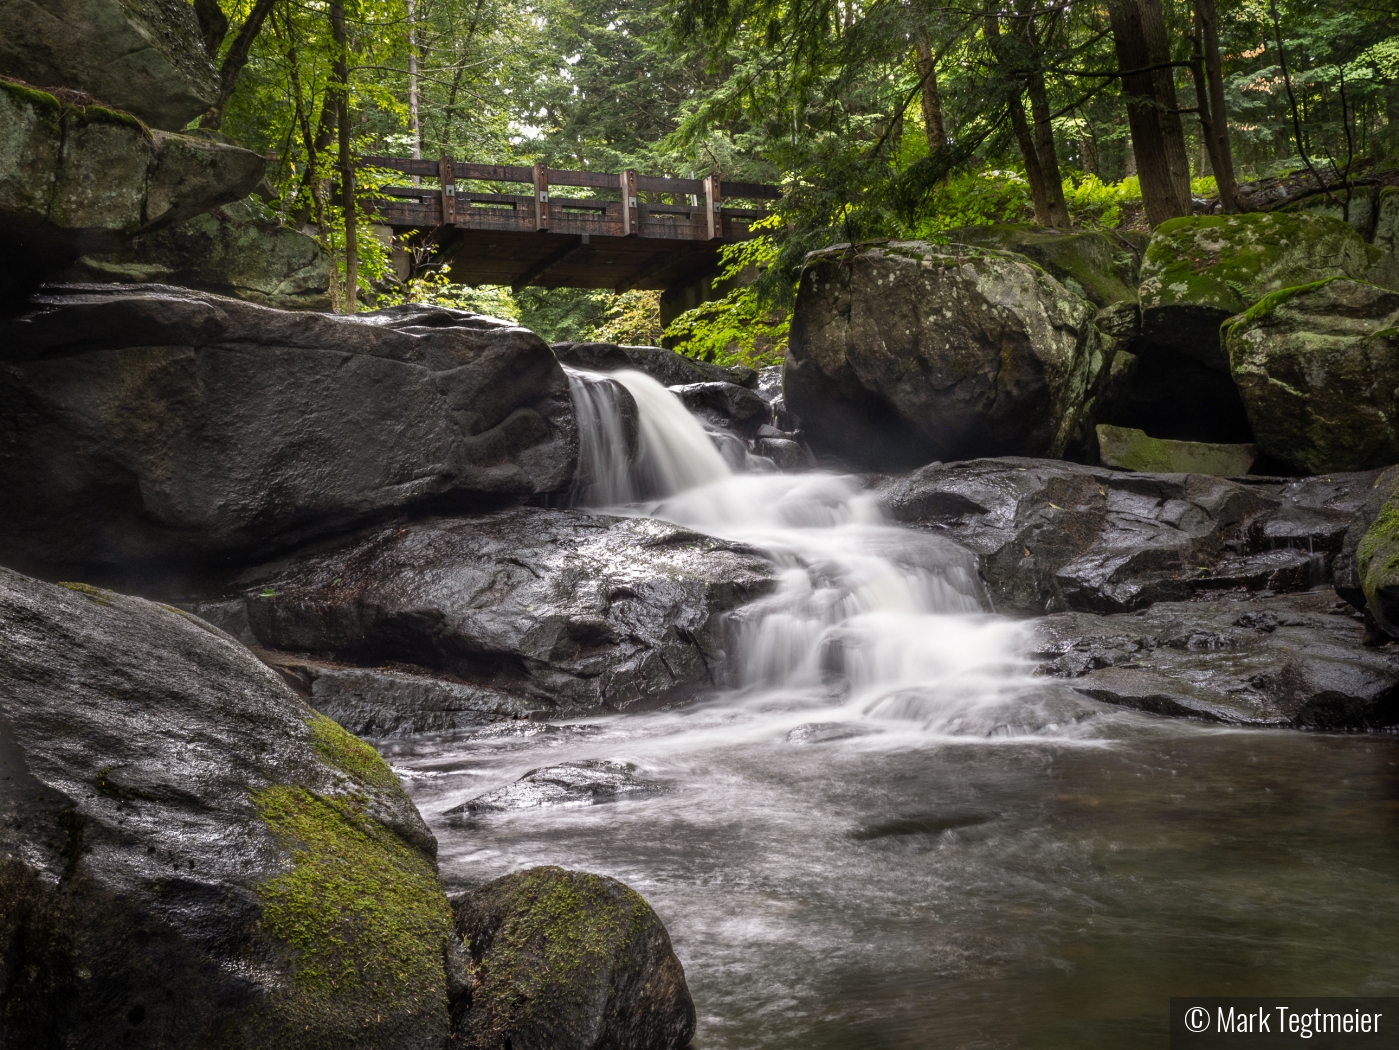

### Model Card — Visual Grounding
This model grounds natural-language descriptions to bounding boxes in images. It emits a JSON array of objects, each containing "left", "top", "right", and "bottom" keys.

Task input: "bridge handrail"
[{"left": 357, "top": 156, "right": 781, "bottom": 202}]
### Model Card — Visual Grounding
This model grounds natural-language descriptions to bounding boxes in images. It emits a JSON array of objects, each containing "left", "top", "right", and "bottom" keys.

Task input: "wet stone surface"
[
  {"left": 1033, "top": 590, "right": 1399, "bottom": 728},
  {"left": 448, "top": 761, "right": 663, "bottom": 815}
]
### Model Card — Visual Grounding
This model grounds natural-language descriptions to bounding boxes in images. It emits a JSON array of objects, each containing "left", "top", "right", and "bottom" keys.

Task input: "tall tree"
[
  {"left": 329, "top": 0, "right": 357, "bottom": 313},
  {"left": 1190, "top": 0, "right": 1239, "bottom": 210},
  {"left": 1107, "top": 0, "right": 1192, "bottom": 225}
]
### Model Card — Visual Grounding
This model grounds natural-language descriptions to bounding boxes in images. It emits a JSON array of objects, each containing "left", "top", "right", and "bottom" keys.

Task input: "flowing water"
[{"left": 386, "top": 368, "right": 1399, "bottom": 1048}]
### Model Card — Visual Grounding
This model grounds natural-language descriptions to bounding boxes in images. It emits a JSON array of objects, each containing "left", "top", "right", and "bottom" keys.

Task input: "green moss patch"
[
  {"left": 1225, "top": 276, "right": 1344, "bottom": 331},
  {"left": 469, "top": 867, "right": 649, "bottom": 1025},
  {"left": 307, "top": 713, "right": 398, "bottom": 790},
  {"left": 252, "top": 785, "right": 451, "bottom": 1035},
  {"left": 56, "top": 582, "right": 111, "bottom": 606}
]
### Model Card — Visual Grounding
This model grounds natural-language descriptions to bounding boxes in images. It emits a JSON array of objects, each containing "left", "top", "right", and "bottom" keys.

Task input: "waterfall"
[
  {"left": 564, "top": 363, "right": 1029, "bottom": 733},
  {"left": 564, "top": 367, "right": 730, "bottom": 506}
]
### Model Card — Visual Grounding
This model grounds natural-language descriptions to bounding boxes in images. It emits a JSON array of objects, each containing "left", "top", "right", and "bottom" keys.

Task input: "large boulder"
[
  {"left": 0, "top": 81, "right": 264, "bottom": 304},
  {"left": 878, "top": 458, "right": 1380, "bottom": 615},
  {"left": 1095, "top": 424, "right": 1257, "bottom": 475},
  {"left": 1138, "top": 212, "right": 1399, "bottom": 372},
  {"left": 1036, "top": 590, "right": 1399, "bottom": 729},
  {"left": 1105, "top": 212, "right": 1399, "bottom": 448},
  {"left": 0, "top": 286, "right": 576, "bottom": 578},
  {"left": 1224, "top": 278, "right": 1399, "bottom": 474},
  {"left": 785, "top": 242, "right": 1108, "bottom": 471},
  {"left": 0, "top": 0, "right": 218, "bottom": 130},
  {"left": 1374, "top": 186, "right": 1399, "bottom": 255},
  {"left": 450, "top": 866, "right": 696, "bottom": 1050},
  {"left": 1351, "top": 472, "right": 1399, "bottom": 641},
  {"left": 68, "top": 199, "right": 333, "bottom": 310},
  {"left": 943, "top": 223, "right": 1143, "bottom": 307},
  {"left": 0, "top": 566, "right": 458, "bottom": 1047},
  {"left": 229, "top": 508, "right": 777, "bottom": 715}
]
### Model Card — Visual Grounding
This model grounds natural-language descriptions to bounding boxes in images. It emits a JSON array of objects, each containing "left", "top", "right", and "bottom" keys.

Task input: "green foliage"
[
  {"left": 911, "top": 171, "right": 1033, "bottom": 237},
  {"left": 664, "top": 221, "right": 790, "bottom": 367}
]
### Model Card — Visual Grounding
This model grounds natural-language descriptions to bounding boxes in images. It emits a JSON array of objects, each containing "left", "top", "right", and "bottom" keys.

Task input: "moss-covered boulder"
[
  {"left": 1096, "top": 424, "right": 1257, "bottom": 475},
  {"left": 1357, "top": 479, "right": 1399, "bottom": 640},
  {"left": 1282, "top": 186, "right": 1379, "bottom": 241},
  {"left": 451, "top": 866, "right": 695, "bottom": 1050},
  {"left": 0, "top": 0, "right": 217, "bottom": 130},
  {"left": 0, "top": 565, "right": 457, "bottom": 1047},
  {"left": 1138, "top": 212, "right": 1399, "bottom": 372},
  {"left": 942, "top": 223, "right": 1141, "bottom": 307},
  {"left": 785, "top": 241, "right": 1109, "bottom": 469},
  {"left": 1224, "top": 277, "right": 1399, "bottom": 473},
  {"left": 69, "top": 199, "right": 332, "bottom": 310},
  {"left": 0, "top": 80, "right": 263, "bottom": 305}
]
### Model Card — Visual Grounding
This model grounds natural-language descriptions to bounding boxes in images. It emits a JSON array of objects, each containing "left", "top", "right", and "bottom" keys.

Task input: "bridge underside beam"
[{"left": 431, "top": 230, "right": 726, "bottom": 293}]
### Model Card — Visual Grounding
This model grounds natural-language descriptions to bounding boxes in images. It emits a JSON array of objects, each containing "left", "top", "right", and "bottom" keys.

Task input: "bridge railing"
[{"left": 358, "top": 156, "right": 781, "bottom": 243}]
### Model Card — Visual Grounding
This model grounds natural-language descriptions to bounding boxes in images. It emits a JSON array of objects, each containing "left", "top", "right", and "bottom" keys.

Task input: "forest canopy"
[{"left": 201, "top": 0, "right": 1399, "bottom": 359}]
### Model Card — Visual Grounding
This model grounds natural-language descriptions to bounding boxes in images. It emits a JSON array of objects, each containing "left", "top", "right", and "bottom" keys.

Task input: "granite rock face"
[
  {"left": 0, "top": 566, "right": 456, "bottom": 1048},
  {"left": 878, "top": 458, "right": 1380, "bottom": 615},
  {"left": 1225, "top": 278, "right": 1399, "bottom": 474},
  {"left": 68, "top": 199, "right": 332, "bottom": 310},
  {"left": 450, "top": 866, "right": 696, "bottom": 1050},
  {"left": 234, "top": 509, "right": 777, "bottom": 715},
  {"left": 943, "top": 223, "right": 1144, "bottom": 307},
  {"left": 0, "top": 286, "right": 576, "bottom": 579},
  {"left": 0, "top": 0, "right": 218, "bottom": 130},
  {"left": 0, "top": 81, "right": 264, "bottom": 305},
  {"left": 1035, "top": 591, "right": 1399, "bottom": 729},
  {"left": 786, "top": 242, "right": 1108, "bottom": 470}
]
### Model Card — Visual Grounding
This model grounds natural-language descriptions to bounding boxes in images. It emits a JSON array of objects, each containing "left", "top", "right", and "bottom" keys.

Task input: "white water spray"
[{"left": 564, "top": 365, "right": 1035, "bottom": 736}]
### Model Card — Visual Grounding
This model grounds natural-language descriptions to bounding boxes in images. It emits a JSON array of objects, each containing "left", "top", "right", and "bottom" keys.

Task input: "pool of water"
[{"left": 385, "top": 696, "right": 1399, "bottom": 1050}]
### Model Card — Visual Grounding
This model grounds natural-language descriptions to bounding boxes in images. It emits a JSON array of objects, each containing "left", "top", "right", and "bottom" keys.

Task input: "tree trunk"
[
  {"left": 200, "top": 0, "right": 279, "bottom": 131},
  {"left": 1108, "top": 0, "right": 1192, "bottom": 225},
  {"left": 407, "top": 0, "right": 421, "bottom": 162},
  {"left": 913, "top": 26, "right": 946, "bottom": 152},
  {"left": 985, "top": 15, "right": 1056, "bottom": 227},
  {"left": 330, "top": 0, "right": 356, "bottom": 314},
  {"left": 1194, "top": 0, "right": 1240, "bottom": 209},
  {"left": 1024, "top": 68, "right": 1070, "bottom": 226}
]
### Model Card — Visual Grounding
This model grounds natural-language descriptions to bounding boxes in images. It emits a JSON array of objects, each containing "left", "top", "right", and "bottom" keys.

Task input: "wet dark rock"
[
  {"left": 0, "top": 0, "right": 218, "bottom": 130},
  {"left": 232, "top": 508, "right": 777, "bottom": 714},
  {"left": 450, "top": 866, "right": 695, "bottom": 1050},
  {"left": 553, "top": 340, "right": 757, "bottom": 388},
  {"left": 0, "top": 286, "right": 575, "bottom": 580},
  {"left": 0, "top": 565, "right": 456, "bottom": 1047},
  {"left": 1034, "top": 591, "right": 1399, "bottom": 728},
  {"left": 253, "top": 650, "right": 533, "bottom": 738},
  {"left": 755, "top": 436, "right": 808, "bottom": 471},
  {"left": 878, "top": 458, "right": 1381, "bottom": 615},
  {"left": 448, "top": 761, "right": 661, "bottom": 814},
  {"left": 849, "top": 812, "right": 994, "bottom": 841},
  {"left": 786, "top": 241, "right": 1108, "bottom": 471},
  {"left": 670, "top": 380, "right": 771, "bottom": 438}
]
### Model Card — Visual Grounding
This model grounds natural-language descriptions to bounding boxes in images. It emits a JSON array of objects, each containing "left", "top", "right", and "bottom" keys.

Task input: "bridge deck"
[{"left": 360, "top": 157, "right": 779, "bottom": 292}]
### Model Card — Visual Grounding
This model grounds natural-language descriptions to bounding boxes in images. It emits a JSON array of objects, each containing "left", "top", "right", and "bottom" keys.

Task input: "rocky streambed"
[{"left": 5, "top": 206, "right": 1399, "bottom": 1048}]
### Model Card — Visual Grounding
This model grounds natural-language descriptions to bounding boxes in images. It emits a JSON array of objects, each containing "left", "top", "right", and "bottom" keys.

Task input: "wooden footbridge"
[{"left": 360, "top": 157, "right": 780, "bottom": 295}]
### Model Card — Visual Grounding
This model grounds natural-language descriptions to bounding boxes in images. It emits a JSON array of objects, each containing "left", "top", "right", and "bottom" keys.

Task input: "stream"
[{"left": 383, "top": 368, "right": 1399, "bottom": 1048}]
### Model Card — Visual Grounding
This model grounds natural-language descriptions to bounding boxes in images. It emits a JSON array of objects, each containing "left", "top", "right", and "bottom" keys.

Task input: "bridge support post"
[
  {"left": 533, "top": 163, "right": 550, "bottom": 231},
  {"left": 620, "top": 170, "right": 638, "bottom": 235},
  {"left": 703, "top": 175, "right": 722, "bottom": 240},
  {"left": 438, "top": 156, "right": 456, "bottom": 224}
]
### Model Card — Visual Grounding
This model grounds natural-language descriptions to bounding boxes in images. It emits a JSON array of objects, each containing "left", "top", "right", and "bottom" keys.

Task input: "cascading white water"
[
  {"left": 565, "top": 366, "right": 1033, "bottom": 735},
  {"left": 564, "top": 367, "right": 730, "bottom": 505}
]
